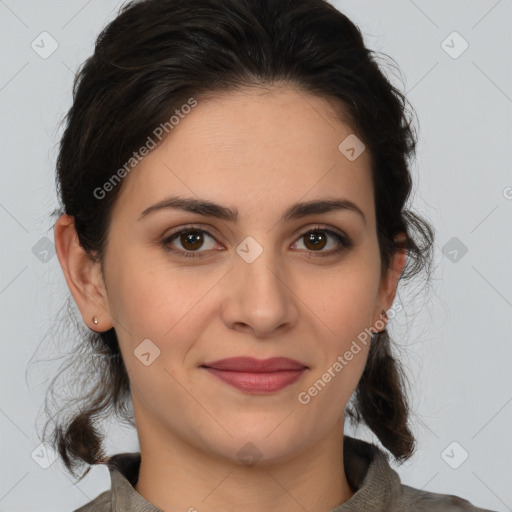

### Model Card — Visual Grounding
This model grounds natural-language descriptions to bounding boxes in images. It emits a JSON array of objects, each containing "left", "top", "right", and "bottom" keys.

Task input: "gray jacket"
[{"left": 74, "top": 436, "right": 496, "bottom": 511}]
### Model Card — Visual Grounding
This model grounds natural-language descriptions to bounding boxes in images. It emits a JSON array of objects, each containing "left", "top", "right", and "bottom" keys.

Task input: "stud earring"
[{"left": 92, "top": 316, "right": 99, "bottom": 325}]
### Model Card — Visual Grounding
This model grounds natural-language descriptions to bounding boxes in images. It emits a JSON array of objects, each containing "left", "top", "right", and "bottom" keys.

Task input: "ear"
[
  {"left": 54, "top": 214, "right": 114, "bottom": 332},
  {"left": 372, "top": 232, "right": 407, "bottom": 330}
]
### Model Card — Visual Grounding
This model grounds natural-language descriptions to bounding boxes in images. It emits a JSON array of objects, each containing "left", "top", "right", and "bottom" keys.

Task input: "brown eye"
[
  {"left": 179, "top": 230, "right": 205, "bottom": 251},
  {"left": 293, "top": 227, "right": 352, "bottom": 257},
  {"left": 161, "top": 225, "right": 352, "bottom": 260},
  {"left": 162, "top": 227, "right": 218, "bottom": 259},
  {"left": 303, "top": 231, "right": 328, "bottom": 251}
]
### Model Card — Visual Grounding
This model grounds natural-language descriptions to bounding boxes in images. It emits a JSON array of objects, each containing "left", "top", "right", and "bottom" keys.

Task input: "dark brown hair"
[{"left": 40, "top": 0, "right": 434, "bottom": 480}]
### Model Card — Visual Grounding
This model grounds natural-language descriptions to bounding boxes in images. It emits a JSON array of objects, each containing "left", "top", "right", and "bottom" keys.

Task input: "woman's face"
[{"left": 66, "top": 85, "right": 404, "bottom": 465}]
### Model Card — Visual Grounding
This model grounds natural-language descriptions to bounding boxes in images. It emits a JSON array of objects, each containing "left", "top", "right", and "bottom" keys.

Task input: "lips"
[
  {"left": 200, "top": 357, "right": 308, "bottom": 393},
  {"left": 201, "top": 356, "right": 307, "bottom": 372}
]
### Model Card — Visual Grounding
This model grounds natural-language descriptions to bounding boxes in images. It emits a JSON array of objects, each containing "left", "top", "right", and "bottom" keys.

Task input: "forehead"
[{"left": 112, "top": 85, "right": 375, "bottom": 225}]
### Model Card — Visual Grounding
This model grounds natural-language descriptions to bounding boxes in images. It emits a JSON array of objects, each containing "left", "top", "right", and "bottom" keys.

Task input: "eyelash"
[{"left": 161, "top": 224, "right": 353, "bottom": 260}]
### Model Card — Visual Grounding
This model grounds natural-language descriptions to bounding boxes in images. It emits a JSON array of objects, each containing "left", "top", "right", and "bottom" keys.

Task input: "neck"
[{"left": 133, "top": 415, "right": 354, "bottom": 512}]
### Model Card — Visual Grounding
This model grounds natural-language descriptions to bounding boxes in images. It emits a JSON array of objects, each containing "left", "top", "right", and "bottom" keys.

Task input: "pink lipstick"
[{"left": 200, "top": 356, "right": 308, "bottom": 393}]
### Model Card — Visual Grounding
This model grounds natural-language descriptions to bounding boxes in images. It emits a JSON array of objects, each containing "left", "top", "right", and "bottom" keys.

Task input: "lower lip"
[{"left": 202, "top": 367, "right": 307, "bottom": 393}]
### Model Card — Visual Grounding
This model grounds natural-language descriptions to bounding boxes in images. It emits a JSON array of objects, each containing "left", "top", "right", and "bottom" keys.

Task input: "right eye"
[{"left": 161, "top": 226, "right": 221, "bottom": 259}]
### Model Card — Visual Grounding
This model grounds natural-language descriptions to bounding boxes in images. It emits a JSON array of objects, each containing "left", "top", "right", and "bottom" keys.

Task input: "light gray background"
[{"left": 1, "top": 1, "right": 511, "bottom": 511}]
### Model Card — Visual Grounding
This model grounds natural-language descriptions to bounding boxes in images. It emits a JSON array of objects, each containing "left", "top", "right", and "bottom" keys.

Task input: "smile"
[{"left": 201, "top": 367, "right": 308, "bottom": 393}]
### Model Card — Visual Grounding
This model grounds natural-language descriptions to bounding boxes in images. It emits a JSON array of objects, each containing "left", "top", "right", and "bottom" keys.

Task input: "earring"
[{"left": 92, "top": 316, "right": 99, "bottom": 325}]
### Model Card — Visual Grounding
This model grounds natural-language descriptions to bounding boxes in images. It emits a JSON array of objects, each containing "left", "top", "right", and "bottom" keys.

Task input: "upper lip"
[{"left": 201, "top": 357, "right": 308, "bottom": 372}]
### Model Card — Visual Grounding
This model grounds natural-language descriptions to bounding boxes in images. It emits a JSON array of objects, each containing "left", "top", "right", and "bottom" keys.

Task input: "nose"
[{"left": 221, "top": 243, "right": 299, "bottom": 338}]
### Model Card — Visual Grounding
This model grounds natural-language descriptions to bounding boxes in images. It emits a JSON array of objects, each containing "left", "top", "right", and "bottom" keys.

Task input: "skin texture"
[{"left": 54, "top": 84, "right": 407, "bottom": 512}]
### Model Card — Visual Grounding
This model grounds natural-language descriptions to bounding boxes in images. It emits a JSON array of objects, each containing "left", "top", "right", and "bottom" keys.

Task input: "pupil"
[
  {"left": 183, "top": 231, "right": 202, "bottom": 249},
  {"left": 307, "top": 232, "right": 325, "bottom": 250}
]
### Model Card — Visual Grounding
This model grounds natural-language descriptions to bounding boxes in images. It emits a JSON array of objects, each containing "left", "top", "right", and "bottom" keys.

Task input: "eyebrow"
[{"left": 138, "top": 196, "right": 366, "bottom": 225}]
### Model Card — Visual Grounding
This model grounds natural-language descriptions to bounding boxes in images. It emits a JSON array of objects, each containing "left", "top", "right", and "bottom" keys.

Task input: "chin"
[{"left": 203, "top": 429, "right": 309, "bottom": 468}]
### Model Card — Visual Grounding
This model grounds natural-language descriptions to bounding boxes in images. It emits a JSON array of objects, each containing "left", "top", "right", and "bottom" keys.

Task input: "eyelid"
[
  {"left": 161, "top": 222, "right": 352, "bottom": 259},
  {"left": 290, "top": 223, "right": 348, "bottom": 240},
  {"left": 164, "top": 222, "right": 348, "bottom": 242}
]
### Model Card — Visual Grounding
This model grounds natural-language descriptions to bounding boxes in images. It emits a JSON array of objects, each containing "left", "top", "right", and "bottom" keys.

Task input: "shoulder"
[
  {"left": 342, "top": 436, "right": 497, "bottom": 512},
  {"left": 400, "top": 484, "right": 497, "bottom": 511},
  {"left": 73, "top": 489, "right": 111, "bottom": 512},
  {"left": 71, "top": 452, "right": 142, "bottom": 512}
]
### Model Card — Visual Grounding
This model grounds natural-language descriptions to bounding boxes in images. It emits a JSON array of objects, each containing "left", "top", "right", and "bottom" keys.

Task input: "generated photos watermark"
[
  {"left": 297, "top": 302, "right": 402, "bottom": 405},
  {"left": 93, "top": 97, "right": 198, "bottom": 200}
]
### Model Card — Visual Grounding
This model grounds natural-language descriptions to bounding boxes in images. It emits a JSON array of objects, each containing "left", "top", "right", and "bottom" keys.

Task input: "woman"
[{"left": 45, "top": 0, "right": 497, "bottom": 510}]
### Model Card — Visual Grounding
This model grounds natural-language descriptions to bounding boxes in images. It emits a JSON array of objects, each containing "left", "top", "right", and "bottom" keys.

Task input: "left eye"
[
  {"left": 161, "top": 225, "right": 352, "bottom": 259},
  {"left": 293, "top": 229, "right": 346, "bottom": 253}
]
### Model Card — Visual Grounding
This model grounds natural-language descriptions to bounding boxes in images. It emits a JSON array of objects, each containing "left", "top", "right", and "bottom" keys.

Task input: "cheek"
[
  {"left": 106, "top": 246, "right": 224, "bottom": 341},
  {"left": 296, "top": 260, "right": 378, "bottom": 397},
  {"left": 305, "top": 261, "right": 381, "bottom": 339},
  {"left": 296, "top": 342, "right": 370, "bottom": 433}
]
